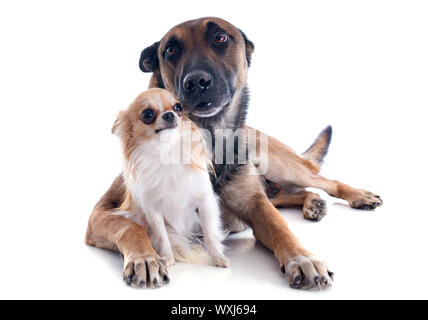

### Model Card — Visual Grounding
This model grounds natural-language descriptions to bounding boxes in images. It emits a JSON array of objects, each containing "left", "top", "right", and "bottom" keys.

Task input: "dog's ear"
[
  {"left": 112, "top": 111, "right": 125, "bottom": 138},
  {"left": 239, "top": 30, "right": 255, "bottom": 67},
  {"left": 139, "top": 41, "right": 160, "bottom": 73}
]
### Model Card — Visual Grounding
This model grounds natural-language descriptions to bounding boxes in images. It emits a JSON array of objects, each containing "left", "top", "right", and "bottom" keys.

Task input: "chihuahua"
[{"left": 112, "top": 88, "right": 229, "bottom": 268}]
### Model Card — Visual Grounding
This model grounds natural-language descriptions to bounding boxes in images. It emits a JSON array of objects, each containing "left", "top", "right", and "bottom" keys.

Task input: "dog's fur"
[
  {"left": 111, "top": 88, "right": 229, "bottom": 287},
  {"left": 85, "top": 17, "right": 382, "bottom": 290}
]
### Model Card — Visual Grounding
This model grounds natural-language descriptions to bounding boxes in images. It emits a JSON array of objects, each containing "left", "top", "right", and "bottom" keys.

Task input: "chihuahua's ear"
[
  {"left": 139, "top": 41, "right": 160, "bottom": 73},
  {"left": 112, "top": 111, "right": 125, "bottom": 138},
  {"left": 239, "top": 30, "right": 255, "bottom": 67}
]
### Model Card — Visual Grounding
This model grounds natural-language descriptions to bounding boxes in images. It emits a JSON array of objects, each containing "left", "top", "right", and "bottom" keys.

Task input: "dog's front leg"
[
  {"left": 198, "top": 191, "right": 230, "bottom": 268},
  {"left": 143, "top": 213, "right": 176, "bottom": 267},
  {"left": 220, "top": 164, "right": 333, "bottom": 290},
  {"left": 85, "top": 175, "right": 169, "bottom": 288}
]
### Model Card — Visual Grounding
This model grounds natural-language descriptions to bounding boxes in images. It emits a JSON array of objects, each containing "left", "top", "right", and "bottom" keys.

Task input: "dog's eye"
[
  {"left": 141, "top": 109, "right": 156, "bottom": 124},
  {"left": 166, "top": 46, "right": 176, "bottom": 56},
  {"left": 173, "top": 103, "right": 183, "bottom": 113},
  {"left": 214, "top": 31, "right": 228, "bottom": 43}
]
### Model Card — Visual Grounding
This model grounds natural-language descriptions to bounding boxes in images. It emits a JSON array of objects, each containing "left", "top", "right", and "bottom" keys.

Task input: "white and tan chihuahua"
[{"left": 112, "top": 88, "right": 229, "bottom": 270}]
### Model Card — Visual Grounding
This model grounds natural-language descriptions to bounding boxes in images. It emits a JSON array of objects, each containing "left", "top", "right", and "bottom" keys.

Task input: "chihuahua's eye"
[
  {"left": 173, "top": 103, "right": 183, "bottom": 113},
  {"left": 214, "top": 31, "right": 228, "bottom": 44},
  {"left": 166, "top": 46, "right": 176, "bottom": 56},
  {"left": 141, "top": 109, "right": 156, "bottom": 124}
]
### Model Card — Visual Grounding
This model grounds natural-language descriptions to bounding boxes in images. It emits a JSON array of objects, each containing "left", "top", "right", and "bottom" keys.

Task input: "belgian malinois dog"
[{"left": 85, "top": 17, "right": 382, "bottom": 290}]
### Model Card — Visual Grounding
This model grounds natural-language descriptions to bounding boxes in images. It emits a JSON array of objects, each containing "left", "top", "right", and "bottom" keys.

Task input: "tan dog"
[{"left": 85, "top": 17, "right": 382, "bottom": 290}]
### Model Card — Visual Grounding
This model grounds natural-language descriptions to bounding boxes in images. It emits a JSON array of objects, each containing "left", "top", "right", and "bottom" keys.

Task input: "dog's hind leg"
[
  {"left": 259, "top": 128, "right": 383, "bottom": 210},
  {"left": 298, "top": 175, "right": 383, "bottom": 210},
  {"left": 266, "top": 181, "right": 327, "bottom": 221},
  {"left": 85, "top": 175, "right": 169, "bottom": 288},
  {"left": 266, "top": 161, "right": 382, "bottom": 210}
]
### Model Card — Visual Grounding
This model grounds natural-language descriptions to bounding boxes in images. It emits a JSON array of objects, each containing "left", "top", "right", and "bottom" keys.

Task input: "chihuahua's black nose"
[{"left": 162, "top": 112, "right": 175, "bottom": 123}]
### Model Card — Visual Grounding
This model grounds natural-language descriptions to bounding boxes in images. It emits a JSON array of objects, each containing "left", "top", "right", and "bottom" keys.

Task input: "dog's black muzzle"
[{"left": 177, "top": 63, "right": 232, "bottom": 118}]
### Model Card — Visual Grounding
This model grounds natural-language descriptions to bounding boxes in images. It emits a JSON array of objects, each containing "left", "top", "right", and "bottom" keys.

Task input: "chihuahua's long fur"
[{"left": 112, "top": 88, "right": 229, "bottom": 268}]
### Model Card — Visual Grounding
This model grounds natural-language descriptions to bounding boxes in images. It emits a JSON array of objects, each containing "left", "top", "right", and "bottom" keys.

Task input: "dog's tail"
[
  {"left": 167, "top": 228, "right": 210, "bottom": 264},
  {"left": 302, "top": 126, "right": 332, "bottom": 167}
]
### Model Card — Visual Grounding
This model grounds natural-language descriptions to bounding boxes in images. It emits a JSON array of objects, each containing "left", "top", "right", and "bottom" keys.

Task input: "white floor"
[{"left": 2, "top": 179, "right": 427, "bottom": 300}]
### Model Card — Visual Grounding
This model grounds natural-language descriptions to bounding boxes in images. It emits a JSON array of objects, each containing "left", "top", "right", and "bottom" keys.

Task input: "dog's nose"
[
  {"left": 183, "top": 71, "right": 212, "bottom": 95},
  {"left": 162, "top": 112, "right": 175, "bottom": 123}
]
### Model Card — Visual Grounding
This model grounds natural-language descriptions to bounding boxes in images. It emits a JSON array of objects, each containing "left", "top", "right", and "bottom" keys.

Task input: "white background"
[{"left": 0, "top": 0, "right": 427, "bottom": 300}]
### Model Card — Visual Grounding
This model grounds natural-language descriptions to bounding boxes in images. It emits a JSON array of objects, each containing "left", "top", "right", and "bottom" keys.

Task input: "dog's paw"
[
  {"left": 303, "top": 194, "right": 327, "bottom": 221},
  {"left": 161, "top": 255, "right": 176, "bottom": 267},
  {"left": 123, "top": 252, "right": 170, "bottom": 289},
  {"left": 348, "top": 190, "right": 383, "bottom": 210},
  {"left": 281, "top": 255, "right": 333, "bottom": 290},
  {"left": 212, "top": 255, "right": 230, "bottom": 268}
]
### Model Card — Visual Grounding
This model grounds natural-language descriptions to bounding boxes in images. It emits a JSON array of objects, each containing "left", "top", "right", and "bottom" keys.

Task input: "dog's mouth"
[
  {"left": 155, "top": 123, "right": 178, "bottom": 134},
  {"left": 190, "top": 101, "right": 229, "bottom": 118}
]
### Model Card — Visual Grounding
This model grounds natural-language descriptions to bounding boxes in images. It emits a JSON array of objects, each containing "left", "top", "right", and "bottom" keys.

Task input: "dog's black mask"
[{"left": 139, "top": 18, "right": 254, "bottom": 120}]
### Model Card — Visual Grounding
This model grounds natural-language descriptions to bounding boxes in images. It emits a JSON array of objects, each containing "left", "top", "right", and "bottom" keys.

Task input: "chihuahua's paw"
[
  {"left": 303, "top": 194, "right": 327, "bottom": 221},
  {"left": 348, "top": 190, "right": 383, "bottom": 210},
  {"left": 123, "top": 252, "right": 170, "bottom": 289},
  {"left": 281, "top": 255, "right": 333, "bottom": 290},
  {"left": 161, "top": 255, "right": 176, "bottom": 267},
  {"left": 212, "top": 255, "right": 230, "bottom": 268}
]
